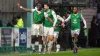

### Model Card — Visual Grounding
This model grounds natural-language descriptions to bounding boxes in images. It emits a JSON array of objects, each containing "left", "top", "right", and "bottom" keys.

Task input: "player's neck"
[
  {"left": 73, "top": 13, "right": 78, "bottom": 14},
  {"left": 46, "top": 9, "right": 50, "bottom": 12}
]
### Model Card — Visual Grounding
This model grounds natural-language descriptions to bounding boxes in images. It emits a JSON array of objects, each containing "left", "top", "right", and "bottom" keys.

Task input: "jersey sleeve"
[
  {"left": 57, "top": 15, "right": 64, "bottom": 22},
  {"left": 31, "top": 9, "right": 35, "bottom": 12},
  {"left": 65, "top": 15, "right": 71, "bottom": 22},
  {"left": 81, "top": 14, "right": 87, "bottom": 28},
  {"left": 52, "top": 10, "right": 57, "bottom": 27},
  {"left": 31, "top": 7, "right": 37, "bottom": 12}
]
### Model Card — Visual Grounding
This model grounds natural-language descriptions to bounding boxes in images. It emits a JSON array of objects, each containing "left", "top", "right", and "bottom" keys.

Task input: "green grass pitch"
[{"left": 0, "top": 48, "right": 100, "bottom": 56}]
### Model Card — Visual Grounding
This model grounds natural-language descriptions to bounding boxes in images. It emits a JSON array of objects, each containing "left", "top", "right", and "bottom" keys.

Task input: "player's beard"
[
  {"left": 44, "top": 8, "right": 49, "bottom": 12},
  {"left": 74, "top": 11, "right": 78, "bottom": 14},
  {"left": 37, "top": 8, "right": 42, "bottom": 11},
  {"left": 44, "top": 9, "right": 47, "bottom": 12}
]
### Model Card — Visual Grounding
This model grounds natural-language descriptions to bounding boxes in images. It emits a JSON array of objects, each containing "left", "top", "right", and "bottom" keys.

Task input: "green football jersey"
[
  {"left": 33, "top": 10, "right": 44, "bottom": 24},
  {"left": 43, "top": 9, "right": 54, "bottom": 27},
  {"left": 71, "top": 13, "right": 81, "bottom": 30},
  {"left": 54, "top": 20, "right": 61, "bottom": 32}
]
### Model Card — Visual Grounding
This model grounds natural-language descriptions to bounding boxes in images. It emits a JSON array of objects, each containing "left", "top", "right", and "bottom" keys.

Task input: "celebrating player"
[
  {"left": 62, "top": 7, "right": 87, "bottom": 53},
  {"left": 43, "top": 3, "right": 57, "bottom": 54},
  {"left": 17, "top": 3, "right": 44, "bottom": 54}
]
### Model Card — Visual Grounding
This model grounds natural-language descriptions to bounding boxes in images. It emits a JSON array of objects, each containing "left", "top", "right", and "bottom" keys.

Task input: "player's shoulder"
[
  {"left": 51, "top": 9, "right": 56, "bottom": 14},
  {"left": 32, "top": 9, "right": 36, "bottom": 12},
  {"left": 48, "top": 9, "right": 53, "bottom": 12},
  {"left": 78, "top": 13, "right": 82, "bottom": 15},
  {"left": 33, "top": 9, "right": 37, "bottom": 13}
]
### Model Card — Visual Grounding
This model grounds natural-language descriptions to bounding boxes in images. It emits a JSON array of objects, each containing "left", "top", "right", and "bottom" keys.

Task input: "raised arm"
[
  {"left": 17, "top": 2, "right": 33, "bottom": 12},
  {"left": 81, "top": 15, "right": 87, "bottom": 28}
]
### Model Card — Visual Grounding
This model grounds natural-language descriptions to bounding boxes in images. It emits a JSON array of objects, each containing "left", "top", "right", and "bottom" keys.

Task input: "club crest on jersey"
[{"left": 73, "top": 19, "right": 77, "bottom": 24}]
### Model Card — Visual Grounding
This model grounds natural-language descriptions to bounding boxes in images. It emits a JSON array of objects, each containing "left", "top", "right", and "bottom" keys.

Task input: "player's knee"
[
  {"left": 48, "top": 35, "right": 54, "bottom": 41},
  {"left": 44, "top": 36, "right": 47, "bottom": 41}
]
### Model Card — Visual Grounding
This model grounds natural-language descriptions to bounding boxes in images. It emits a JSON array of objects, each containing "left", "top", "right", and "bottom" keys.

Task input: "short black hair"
[
  {"left": 36, "top": 3, "right": 42, "bottom": 8},
  {"left": 44, "top": 3, "right": 49, "bottom": 7},
  {"left": 12, "top": 17, "right": 17, "bottom": 25},
  {"left": 73, "top": 7, "right": 78, "bottom": 10},
  {"left": 36, "top": 3, "right": 42, "bottom": 11},
  {"left": 17, "top": 15, "right": 21, "bottom": 19},
  {"left": 44, "top": 3, "right": 51, "bottom": 9}
]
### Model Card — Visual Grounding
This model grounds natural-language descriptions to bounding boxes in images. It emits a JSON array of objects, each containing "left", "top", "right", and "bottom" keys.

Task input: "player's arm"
[
  {"left": 57, "top": 15, "right": 64, "bottom": 22},
  {"left": 57, "top": 15, "right": 65, "bottom": 27},
  {"left": 81, "top": 15, "right": 87, "bottom": 29},
  {"left": 44, "top": 12, "right": 54, "bottom": 24},
  {"left": 52, "top": 11, "right": 57, "bottom": 27},
  {"left": 65, "top": 15, "right": 71, "bottom": 22},
  {"left": 17, "top": 2, "right": 34, "bottom": 12},
  {"left": 61, "top": 15, "right": 71, "bottom": 28}
]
